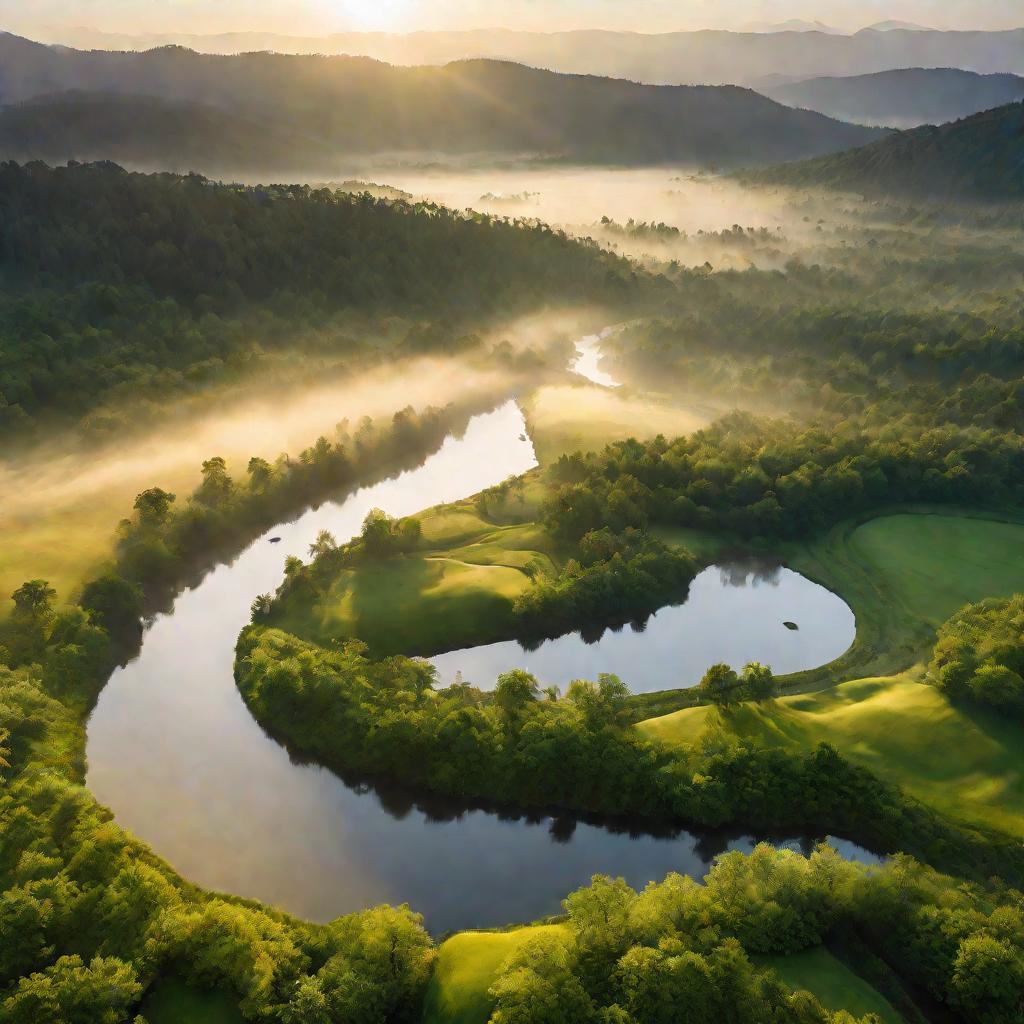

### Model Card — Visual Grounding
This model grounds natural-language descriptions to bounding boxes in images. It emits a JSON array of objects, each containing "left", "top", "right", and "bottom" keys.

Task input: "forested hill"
[
  {"left": 0, "top": 35, "right": 883, "bottom": 169},
  {"left": 762, "top": 68, "right": 1024, "bottom": 128},
  {"left": 741, "top": 101, "right": 1024, "bottom": 203},
  {"left": 0, "top": 92, "right": 342, "bottom": 175},
  {"left": 0, "top": 161, "right": 643, "bottom": 437}
]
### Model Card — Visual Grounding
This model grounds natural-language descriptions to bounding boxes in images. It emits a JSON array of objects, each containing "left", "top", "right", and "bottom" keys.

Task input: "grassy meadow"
[
  {"left": 756, "top": 948, "right": 903, "bottom": 1024},
  {"left": 423, "top": 926, "right": 568, "bottom": 1024},
  {"left": 270, "top": 499, "right": 563, "bottom": 655},
  {"left": 640, "top": 674, "right": 1024, "bottom": 837},
  {"left": 521, "top": 382, "right": 712, "bottom": 466}
]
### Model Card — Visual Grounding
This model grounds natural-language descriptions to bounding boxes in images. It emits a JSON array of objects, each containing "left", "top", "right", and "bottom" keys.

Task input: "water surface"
[
  {"left": 430, "top": 561, "right": 856, "bottom": 693},
  {"left": 572, "top": 331, "right": 621, "bottom": 387},
  {"left": 86, "top": 398, "right": 868, "bottom": 933}
]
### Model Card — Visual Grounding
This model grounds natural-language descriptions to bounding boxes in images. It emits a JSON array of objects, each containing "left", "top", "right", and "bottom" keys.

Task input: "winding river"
[{"left": 87, "top": 371, "right": 869, "bottom": 933}]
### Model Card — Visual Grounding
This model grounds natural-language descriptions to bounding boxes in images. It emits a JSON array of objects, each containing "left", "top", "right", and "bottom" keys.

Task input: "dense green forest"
[
  {"left": 742, "top": 101, "right": 1024, "bottom": 201},
  {"left": 0, "top": 160, "right": 640, "bottom": 438},
  {"left": 0, "top": 34, "right": 884, "bottom": 169}
]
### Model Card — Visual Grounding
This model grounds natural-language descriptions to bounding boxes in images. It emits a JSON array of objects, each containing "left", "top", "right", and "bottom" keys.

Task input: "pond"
[
  {"left": 429, "top": 559, "right": 856, "bottom": 693},
  {"left": 86, "top": 391, "right": 869, "bottom": 935}
]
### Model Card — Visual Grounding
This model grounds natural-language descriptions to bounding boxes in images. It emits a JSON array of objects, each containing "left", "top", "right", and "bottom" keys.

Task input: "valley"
[{"left": 2, "top": 14, "right": 1024, "bottom": 1024}]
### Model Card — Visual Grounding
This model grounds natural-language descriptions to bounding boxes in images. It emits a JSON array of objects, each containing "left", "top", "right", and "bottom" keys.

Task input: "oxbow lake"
[{"left": 87, "top": 380, "right": 868, "bottom": 932}]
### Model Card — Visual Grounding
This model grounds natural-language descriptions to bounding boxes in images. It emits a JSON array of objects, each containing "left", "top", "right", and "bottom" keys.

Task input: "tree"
[
  {"left": 494, "top": 670, "right": 540, "bottom": 724},
  {"left": 196, "top": 456, "right": 232, "bottom": 505},
  {"left": 251, "top": 594, "right": 274, "bottom": 621},
  {"left": 700, "top": 663, "right": 743, "bottom": 708},
  {"left": 1, "top": 955, "right": 142, "bottom": 1024},
  {"left": 80, "top": 574, "right": 142, "bottom": 639},
  {"left": 7, "top": 580, "right": 56, "bottom": 664},
  {"left": 309, "top": 530, "right": 337, "bottom": 560},
  {"left": 489, "top": 933, "right": 595, "bottom": 1024},
  {"left": 132, "top": 487, "right": 175, "bottom": 527},
  {"left": 247, "top": 457, "right": 273, "bottom": 492},
  {"left": 741, "top": 662, "right": 776, "bottom": 701},
  {"left": 11, "top": 580, "right": 56, "bottom": 623},
  {"left": 566, "top": 674, "right": 630, "bottom": 730}
]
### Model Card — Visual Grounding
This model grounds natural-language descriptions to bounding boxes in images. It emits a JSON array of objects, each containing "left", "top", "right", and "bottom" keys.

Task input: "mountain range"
[
  {"left": 0, "top": 36, "right": 884, "bottom": 172},
  {"left": 13, "top": 26, "right": 1024, "bottom": 87},
  {"left": 763, "top": 68, "right": 1024, "bottom": 128}
]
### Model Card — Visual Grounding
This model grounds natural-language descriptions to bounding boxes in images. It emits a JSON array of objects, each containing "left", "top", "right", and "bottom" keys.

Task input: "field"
[
  {"left": 423, "top": 926, "right": 568, "bottom": 1024},
  {"left": 846, "top": 513, "right": 1024, "bottom": 627},
  {"left": 775, "top": 511, "right": 1024, "bottom": 689},
  {"left": 271, "top": 502, "right": 562, "bottom": 656},
  {"left": 640, "top": 674, "right": 1024, "bottom": 836},
  {"left": 641, "top": 512, "right": 1024, "bottom": 835},
  {"left": 521, "top": 383, "right": 712, "bottom": 466},
  {"left": 756, "top": 948, "right": 903, "bottom": 1024}
]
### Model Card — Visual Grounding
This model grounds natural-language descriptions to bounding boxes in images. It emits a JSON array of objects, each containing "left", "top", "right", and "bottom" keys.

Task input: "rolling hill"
[
  {"left": 763, "top": 67, "right": 1024, "bottom": 128},
  {"left": 0, "top": 92, "right": 341, "bottom": 174},
  {"left": 741, "top": 101, "right": 1024, "bottom": 202},
  {"left": 0, "top": 36, "right": 884, "bottom": 171}
]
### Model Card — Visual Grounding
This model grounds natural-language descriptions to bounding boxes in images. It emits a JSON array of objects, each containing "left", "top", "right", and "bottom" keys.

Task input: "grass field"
[
  {"left": 521, "top": 383, "right": 711, "bottom": 466},
  {"left": 756, "top": 947, "right": 903, "bottom": 1023},
  {"left": 138, "top": 977, "right": 245, "bottom": 1024},
  {"left": 640, "top": 673, "right": 1024, "bottom": 837},
  {"left": 846, "top": 513, "right": 1024, "bottom": 627},
  {"left": 272, "top": 503, "right": 563, "bottom": 656},
  {"left": 423, "top": 926, "right": 567, "bottom": 1024},
  {"left": 775, "top": 511, "right": 1024, "bottom": 690}
]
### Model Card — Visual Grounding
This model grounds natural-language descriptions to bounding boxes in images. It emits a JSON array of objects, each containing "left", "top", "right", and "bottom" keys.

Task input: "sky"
[{"left": 4, "top": 0, "right": 1022, "bottom": 37}]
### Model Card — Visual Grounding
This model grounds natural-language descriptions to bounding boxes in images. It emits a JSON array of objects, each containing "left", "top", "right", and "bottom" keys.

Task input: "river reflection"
[
  {"left": 430, "top": 559, "right": 856, "bottom": 694},
  {"left": 86, "top": 398, "right": 868, "bottom": 935}
]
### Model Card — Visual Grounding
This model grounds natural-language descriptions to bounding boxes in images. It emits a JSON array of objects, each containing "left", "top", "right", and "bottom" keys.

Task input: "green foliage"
[
  {"left": 744, "top": 100, "right": 1024, "bottom": 202},
  {"left": 483, "top": 846, "right": 1024, "bottom": 1024},
  {"left": 512, "top": 531, "right": 698, "bottom": 639},
  {"left": 360, "top": 509, "right": 423, "bottom": 559},
  {"left": 0, "top": 160, "right": 640, "bottom": 439},
  {"left": 236, "top": 626, "right": 1024, "bottom": 883},
  {"left": 544, "top": 415, "right": 1024, "bottom": 543},
  {"left": 930, "top": 595, "right": 1024, "bottom": 716}
]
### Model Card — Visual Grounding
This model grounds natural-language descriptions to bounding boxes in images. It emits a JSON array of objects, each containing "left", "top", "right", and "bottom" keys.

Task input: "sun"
[{"left": 326, "top": 0, "right": 416, "bottom": 32}]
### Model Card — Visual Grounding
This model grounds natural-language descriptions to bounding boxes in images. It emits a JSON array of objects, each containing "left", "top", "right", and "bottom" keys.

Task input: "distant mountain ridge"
[
  {"left": 763, "top": 68, "right": 1024, "bottom": 128},
  {"left": 0, "top": 36, "right": 884, "bottom": 172},
  {"left": 0, "top": 91, "right": 341, "bottom": 174},
  {"left": 11, "top": 26, "right": 1024, "bottom": 87},
  {"left": 742, "top": 101, "right": 1024, "bottom": 203}
]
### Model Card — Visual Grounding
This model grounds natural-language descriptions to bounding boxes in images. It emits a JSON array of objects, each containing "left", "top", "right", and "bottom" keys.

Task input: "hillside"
[
  {"left": 763, "top": 67, "right": 1024, "bottom": 128},
  {"left": 0, "top": 91, "right": 342, "bottom": 174},
  {"left": 741, "top": 101, "right": 1024, "bottom": 202},
  {"left": 0, "top": 36, "right": 882, "bottom": 169},
  {"left": 19, "top": 26, "right": 1024, "bottom": 86}
]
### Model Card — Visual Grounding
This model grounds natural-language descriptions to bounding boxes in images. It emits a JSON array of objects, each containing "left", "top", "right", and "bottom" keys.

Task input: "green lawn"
[
  {"left": 138, "top": 977, "right": 245, "bottom": 1024},
  {"left": 847, "top": 513, "right": 1024, "bottom": 627},
  {"left": 757, "top": 947, "right": 903, "bottom": 1023},
  {"left": 273, "top": 508, "right": 561, "bottom": 657},
  {"left": 423, "top": 926, "right": 568, "bottom": 1024},
  {"left": 640, "top": 674, "right": 1024, "bottom": 837}
]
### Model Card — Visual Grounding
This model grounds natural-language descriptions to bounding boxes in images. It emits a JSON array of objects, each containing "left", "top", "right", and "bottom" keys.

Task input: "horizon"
[{"left": 4, "top": 1, "right": 1022, "bottom": 39}]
